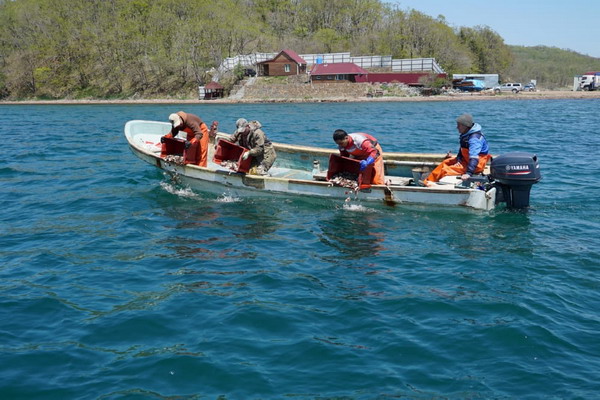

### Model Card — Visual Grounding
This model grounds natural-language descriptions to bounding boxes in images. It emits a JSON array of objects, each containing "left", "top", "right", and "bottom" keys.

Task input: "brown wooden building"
[
  {"left": 202, "top": 81, "right": 224, "bottom": 100},
  {"left": 257, "top": 49, "right": 307, "bottom": 77}
]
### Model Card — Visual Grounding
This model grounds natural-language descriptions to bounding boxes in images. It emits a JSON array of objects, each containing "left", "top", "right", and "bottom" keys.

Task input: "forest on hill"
[
  {"left": 507, "top": 46, "right": 600, "bottom": 89},
  {"left": 0, "top": 0, "right": 598, "bottom": 99}
]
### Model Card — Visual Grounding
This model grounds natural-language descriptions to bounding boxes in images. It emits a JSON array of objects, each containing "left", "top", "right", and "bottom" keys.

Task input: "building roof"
[
  {"left": 281, "top": 49, "right": 307, "bottom": 65},
  {"left": 258, "top": 49, "right": 307, "bottom": 65},
  {"left": 205, "top": 81, "right": 224, "bottom": 90},
  {"left": 310, "top": 62, "right": 369, "bottom": 76}
]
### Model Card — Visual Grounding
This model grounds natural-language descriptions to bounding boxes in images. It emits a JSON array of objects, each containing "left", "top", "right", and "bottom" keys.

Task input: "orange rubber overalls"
[
  {"left": 424, "top": 127, "right": 490, "bottom": 185},
  {"left": 161, "top": 111, "right": 210, "bottom": 167}
]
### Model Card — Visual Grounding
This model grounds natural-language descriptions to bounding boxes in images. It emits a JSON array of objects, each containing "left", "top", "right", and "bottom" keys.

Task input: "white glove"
[{"left": 242, "top": 152, "right": 250, "bottom": 160}]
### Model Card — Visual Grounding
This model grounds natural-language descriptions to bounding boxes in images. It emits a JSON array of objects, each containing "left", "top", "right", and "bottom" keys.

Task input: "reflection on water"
[
  {"left": 231, "top": 202, "right": 282, "bottom": 240},
  {"left": 318, "top": 208, "right": 386, "bottom": 261},
  {"left": 438, "top": 209, "right": 534, "bottom": 259}
]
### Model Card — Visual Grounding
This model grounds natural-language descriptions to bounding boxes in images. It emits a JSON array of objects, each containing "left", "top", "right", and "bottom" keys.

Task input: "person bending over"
[
  {"left": 230, "top": 119, "right": 277, "bottom": 175},
  {"left": 161, "top": 111, "right": 210, "bottom": 167},
  {"left": 332, "top": 129, "right": 385, "bottom": 185}
]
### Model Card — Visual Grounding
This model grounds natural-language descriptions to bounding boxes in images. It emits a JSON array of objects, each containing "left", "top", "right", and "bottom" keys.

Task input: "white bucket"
[{"left": 411, "top": 167, "right": 431, "bottom": 186}]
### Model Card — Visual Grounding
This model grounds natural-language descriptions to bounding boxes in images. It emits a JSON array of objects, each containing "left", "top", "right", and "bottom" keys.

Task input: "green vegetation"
[
  {"left": 0, "top": 0, "right": 598, "bottom": 99},
  {"left": 507, "top": 46, "right": 600, "bottom": 89}
]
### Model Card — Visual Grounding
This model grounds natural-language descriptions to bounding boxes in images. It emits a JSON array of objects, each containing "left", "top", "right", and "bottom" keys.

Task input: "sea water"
[{"left": 1, "top": 100, "right": 599, "bottom": 399}]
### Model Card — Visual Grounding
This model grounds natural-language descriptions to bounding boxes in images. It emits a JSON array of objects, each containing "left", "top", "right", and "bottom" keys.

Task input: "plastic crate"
[
  {"left": 326, "top": 154, "right": 374, "bottom": 189},
  {"left": 162, "top": 137, "right": 186, "bottom": 156},
  {"left": 213, "top": 139, "right": 252, "bottom": 173}
]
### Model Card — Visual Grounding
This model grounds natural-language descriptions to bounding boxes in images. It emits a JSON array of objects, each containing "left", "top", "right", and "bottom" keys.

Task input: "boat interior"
[{"left": 135, "top": 127, "right": 487, "bottom": 190}]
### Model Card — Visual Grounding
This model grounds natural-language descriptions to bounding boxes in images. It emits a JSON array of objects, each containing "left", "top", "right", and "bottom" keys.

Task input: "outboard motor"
[{"left": 490, "top": 152, "right": 542, "bottom": 209}]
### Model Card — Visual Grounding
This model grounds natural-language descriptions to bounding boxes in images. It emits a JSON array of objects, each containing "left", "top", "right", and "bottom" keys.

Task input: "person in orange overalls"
[
  {"left": 160, "top": 111, "right": 210, "bottom": 166},
  {"left": 423, "top": 113, "right": 491, "bottom": 187},
  {"left": 333, "top": 129, "right": 385, "bottom": 185}
]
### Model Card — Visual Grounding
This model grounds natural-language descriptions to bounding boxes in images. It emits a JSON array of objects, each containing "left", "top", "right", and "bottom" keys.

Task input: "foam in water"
[
  {"left": 159, "top": 182, "right": 197, "bottom": 198},
  {"left": 217, "top": 193, "right": 242, "bottom": 203},
  {"left": 343, "top": 203, "right": 371, "bottom": 212},
  {"left": 341, "top": 197, "right": 374, "bottom": 212}
]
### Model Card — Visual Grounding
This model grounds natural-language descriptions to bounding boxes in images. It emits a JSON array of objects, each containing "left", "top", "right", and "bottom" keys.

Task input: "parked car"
[
  {"left": 493, "top": 83, "right": 523, "bottom": 93},
  {"left": 243, "top": 68, "right": 257, "bottom": 77},
  {"left": 524, "top": 83, "right": 536, "bottom": 91}
]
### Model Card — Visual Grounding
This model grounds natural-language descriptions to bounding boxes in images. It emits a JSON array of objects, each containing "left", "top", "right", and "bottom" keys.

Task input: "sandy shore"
[{"left": 2, "top": 90, "right": 600, "bottom": 105}]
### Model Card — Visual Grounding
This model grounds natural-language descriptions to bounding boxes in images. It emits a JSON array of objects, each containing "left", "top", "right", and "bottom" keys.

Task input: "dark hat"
[{"left": 456, "top": 113, "right": 474, "bottom": 128}]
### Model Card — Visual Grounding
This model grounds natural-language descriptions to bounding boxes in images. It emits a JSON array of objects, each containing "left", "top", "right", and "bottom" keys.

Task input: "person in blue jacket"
[{"left": 424, "top": 113, "right": 491, "bottom": 186}]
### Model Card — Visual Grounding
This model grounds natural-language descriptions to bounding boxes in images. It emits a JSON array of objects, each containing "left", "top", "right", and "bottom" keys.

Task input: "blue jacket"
[{"left": 456, "top": 123, "right": 489, "bottom": 175}]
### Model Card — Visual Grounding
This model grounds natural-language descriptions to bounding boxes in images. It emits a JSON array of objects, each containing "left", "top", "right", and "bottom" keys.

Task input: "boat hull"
[{"left": 125, "top": 120, "right": 496, "bottom": 210}]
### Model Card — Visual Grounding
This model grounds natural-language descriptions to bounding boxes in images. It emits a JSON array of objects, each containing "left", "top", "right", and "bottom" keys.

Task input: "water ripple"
[{"left": 1, "top": 101, "right": 599, "bottom": 399}]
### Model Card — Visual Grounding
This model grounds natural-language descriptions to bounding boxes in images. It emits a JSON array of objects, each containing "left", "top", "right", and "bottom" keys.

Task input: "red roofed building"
[
  {"left": 257, "top": 49, "right": 307, "bottom": 76},
  {"left": 202, "top": 81, "right": 224, "bottom": 100},
  {"left": 310, "top": 62, "right": 369, "bottom": 83}
]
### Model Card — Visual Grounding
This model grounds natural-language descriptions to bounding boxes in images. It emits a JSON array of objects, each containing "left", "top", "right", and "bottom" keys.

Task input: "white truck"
[{"left": 580, "top": 72, "right": 600, "bottom": 91}]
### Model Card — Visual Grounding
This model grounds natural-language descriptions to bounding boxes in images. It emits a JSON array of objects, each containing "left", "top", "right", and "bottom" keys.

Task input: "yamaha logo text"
[{"left": 505, "top": 165, "right": 530, "bottom": 171}]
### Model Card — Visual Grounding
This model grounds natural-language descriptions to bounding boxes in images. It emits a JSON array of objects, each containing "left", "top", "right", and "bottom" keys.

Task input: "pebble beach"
[{"left": 2, "top": 89, "right": 600, "bottom": 105}]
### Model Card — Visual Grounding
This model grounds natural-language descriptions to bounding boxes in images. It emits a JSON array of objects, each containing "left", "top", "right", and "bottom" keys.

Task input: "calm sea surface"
[{"left": 1, "top": 99, "right": 599, "bottom": 399}]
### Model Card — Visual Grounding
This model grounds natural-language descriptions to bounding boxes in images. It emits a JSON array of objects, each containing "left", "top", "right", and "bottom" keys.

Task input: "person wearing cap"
[
  {"left": 230, "top": 118, "right": 248, "bottom": 138},
  {"left": 160, "top": 111, "right": 210, "bottom": 166},
  {"left": 229, "top": 119, "right": 276, "bottom": 175},
  {"left": 332, "top": 129, "right": 385, "bottom": 185},
  {"left": 423, "top": 113, "right": 491, "bottom": 187}
]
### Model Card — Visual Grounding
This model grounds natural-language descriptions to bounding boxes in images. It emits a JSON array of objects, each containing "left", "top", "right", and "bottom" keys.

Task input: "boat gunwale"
[{"left": 125, "top": 119, "right": 448, "bottom": 163}]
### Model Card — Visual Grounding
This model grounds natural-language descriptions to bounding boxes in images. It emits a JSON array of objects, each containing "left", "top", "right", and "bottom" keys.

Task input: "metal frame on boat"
[{"left": 124, "top": 120, "right": 502, "bottom": 210}]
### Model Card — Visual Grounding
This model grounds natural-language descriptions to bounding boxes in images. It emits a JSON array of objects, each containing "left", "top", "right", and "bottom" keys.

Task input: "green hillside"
[
  {"left": 0, "top": 0, "right": 597, "bottom": 99},
  {"left": 507, "top": 46, "right": 600, "bottom": 89}
]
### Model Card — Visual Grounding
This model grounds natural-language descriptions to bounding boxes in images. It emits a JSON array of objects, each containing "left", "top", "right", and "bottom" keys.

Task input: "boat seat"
[
  {"left": 312, "top": 171, "right": 328, "bottom": 181},
  {"left": 386, "top": 176, "right": 412, "bottom": 186},
  {"left": 437, "top": 174, "right": 488, "bottom": 187},
  {"left": 438, "top": 175, "right": 465, "bottom": 185},
  {"left": 269, "top": 167, "right": 312, "bottom": 180}
]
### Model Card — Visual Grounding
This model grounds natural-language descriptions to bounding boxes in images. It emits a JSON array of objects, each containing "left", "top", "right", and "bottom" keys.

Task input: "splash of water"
[
  {"left": 159, "top": 182, "right": 198, "bottom": 198},
  {"left": 217, "top": 194, "right": 242, "bottom": 203}
]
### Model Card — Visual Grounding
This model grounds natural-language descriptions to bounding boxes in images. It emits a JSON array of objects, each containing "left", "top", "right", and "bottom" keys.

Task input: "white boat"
[{"left": 124, "top": 120, "right": 541, "bottom": 210}]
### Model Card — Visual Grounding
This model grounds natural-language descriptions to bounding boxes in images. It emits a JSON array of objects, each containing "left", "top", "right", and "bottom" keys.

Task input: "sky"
[{"left": 387, "top": 0, "right": 600, "bottom": 58}]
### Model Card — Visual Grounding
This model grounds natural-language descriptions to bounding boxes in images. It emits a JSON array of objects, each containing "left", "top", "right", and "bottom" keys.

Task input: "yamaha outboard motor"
[{"left": 490, "top": 152, "right": 542, "bottom": 209}]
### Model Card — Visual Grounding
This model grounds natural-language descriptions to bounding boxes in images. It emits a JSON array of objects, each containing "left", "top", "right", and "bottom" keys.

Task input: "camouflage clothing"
[{"left": 230, "top": 121, "right": 277, "bottom": 174}]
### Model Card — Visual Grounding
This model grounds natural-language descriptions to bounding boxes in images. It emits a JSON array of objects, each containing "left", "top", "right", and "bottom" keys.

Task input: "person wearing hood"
[
  {"left": 160, "top": 111, "right": 210, "bottom": 166},
  {"left": 423, "top": 113, "right": 491, "bottom": 187},
  {"left": 229, "top": 119, "right": 277, "bottom": 175}
]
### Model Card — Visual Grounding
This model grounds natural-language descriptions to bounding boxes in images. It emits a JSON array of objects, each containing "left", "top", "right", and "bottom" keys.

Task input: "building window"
[
  {"left": 284, "top": 64, "right": 290, "bottom": 73},
  {"left": 336, "top": 74, "right": 347, "bottom": 80}
]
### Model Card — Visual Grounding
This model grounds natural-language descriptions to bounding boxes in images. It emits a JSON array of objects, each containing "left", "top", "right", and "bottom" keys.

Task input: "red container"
[
  {"left": 326, "top": 154, "right": 374, "bottom": 189},
  {"left": 213, "top": 139, "right": 252, "bottom": 173},
  {"left": 162, "top": 137, "right": 186, "bottom": 156}
]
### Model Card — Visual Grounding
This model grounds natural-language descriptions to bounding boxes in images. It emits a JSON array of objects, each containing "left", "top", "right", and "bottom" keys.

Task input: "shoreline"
[{"left": 2, "top": 90, "right": 600, "bottom": 105}]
